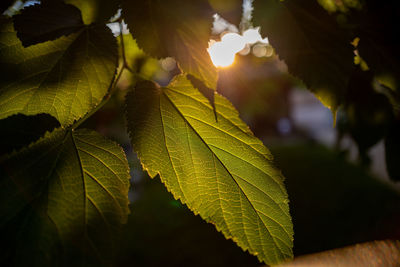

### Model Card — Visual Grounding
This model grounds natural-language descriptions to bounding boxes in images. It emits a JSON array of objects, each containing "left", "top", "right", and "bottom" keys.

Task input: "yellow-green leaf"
[
  {"left": 0, "top": 18, "right": 117, "bottom": 126},
  {"left": 126, "top": 75, "right": 293, "bottom": 265}
]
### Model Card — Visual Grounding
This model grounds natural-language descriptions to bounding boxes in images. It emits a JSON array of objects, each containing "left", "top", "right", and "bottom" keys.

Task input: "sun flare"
[{"left": 208, "top": 28, "right": 268, "bottom": 68}]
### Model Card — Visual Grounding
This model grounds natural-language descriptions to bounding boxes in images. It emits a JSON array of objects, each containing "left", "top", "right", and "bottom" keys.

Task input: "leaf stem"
[
  {"left": 71, "top": 20, "right": 150, "bottom": 130},
  {"left": 71, "top": 66, "right": 125, "bottom": 130},
  {"left": 119, "top": 21, "right": 135, "bottom": 73}
]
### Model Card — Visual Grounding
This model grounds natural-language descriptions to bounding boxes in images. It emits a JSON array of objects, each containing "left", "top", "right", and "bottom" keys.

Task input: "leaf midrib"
[
  {"left": 0, "top": 28, "right": 86, "bottom": 121},
  {"left": 161, "top": 90, "right": 288, "bottom": 260},
  {"left": 70, "top": 131, "right": 88, "bottom": 236},
  {"left": 165, "top": 86, "right": 283, "bottom": 191}
]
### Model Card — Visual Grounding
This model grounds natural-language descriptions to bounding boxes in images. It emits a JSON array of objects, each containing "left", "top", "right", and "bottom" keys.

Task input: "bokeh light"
[
  {"left": 160, "top": 57, "right": 176, "bottom": 71},
  {"left": 208, "top": 27, "right": 269, "bottom": 68},
  {"left": 208, "top": 40, "right": 237, "bottom": 67}
]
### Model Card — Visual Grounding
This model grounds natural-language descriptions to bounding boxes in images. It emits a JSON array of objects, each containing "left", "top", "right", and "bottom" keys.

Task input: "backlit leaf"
[
  {"left": 13, "top": 2, "right": 84, "bottom": 47},
  {"left": 118, "top": 33, "right": 160, "bottom": 82},
  {"left": 0, "top": 128, "right": 130, "bottom": 264},
  {"left": 122, "top": 0, "right": 218, "bottom": 89},
  {"left": 126, "top": 75, "right": 293, "bottom": 265},
  {"left": 253, "top": 0, "right": 354, "bottom": 111},
  {"left": 385, "top": 121, "right": 400, "bottom": 181},
  {"left": 0, "top": 18, "right": 117, "bottom": 126},
  {"left": 65, "top": 0, "right": 121, "bottom": 24},
  {"left": 0, "top": 113, "right": 60, "bottom": 155}
]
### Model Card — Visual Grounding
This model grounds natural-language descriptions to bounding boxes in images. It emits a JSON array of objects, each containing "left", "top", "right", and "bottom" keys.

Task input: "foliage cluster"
[{"left": 0, "top": 0, "right": 399, "bottom": 266}]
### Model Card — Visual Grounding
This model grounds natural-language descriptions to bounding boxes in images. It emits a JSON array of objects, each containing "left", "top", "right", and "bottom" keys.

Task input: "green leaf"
[
  {"left": 187, "top": 74, "right": 216, "bottom": 119},
  {"left": 122, "top": 0, "right": 218, "bottom": 89},
  {"left": 354, "top": 1, "right": 400, "bottom": 90},
  {"left": 209, "top": 0, "right": 243, "bottom": 25},
  {"left": 13, "top": 2, "right": 84, "bottom": 47},
  {"left": 0, "top": 128, "right": 130, "bottom": 264},
  {"left": 385, "top": 120, "right": 400, "bottom": 181},
  {"left": 65, "top": 0, "right": 121, "bottom": 24},
  {"left": 118, "top": 33, "right": 160, "bottom": 82},
  {"left": 126, "top": 75, "right": 293, "bottom": 265},
  {"left": 337, "top": 70, "right": 394, "bottom": 161},
  {"left": 253, "top": 0, "right": 354, "bottom": 111},
  {"left": 2, "top": 197, "right": 62, "bottom": 266},
  {"left": 0, "top": 113, "right": 60, "bottom": 155},
  {"left": 0, "top": 18, "right": 117, "bottom": 126}
]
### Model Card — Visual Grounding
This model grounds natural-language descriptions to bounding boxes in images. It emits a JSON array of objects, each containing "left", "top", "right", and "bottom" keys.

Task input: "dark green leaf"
[
  {"left": 0, "top": 113, "right": 60, "bottom": 155},
  {"left": 0, "top": 18, "right": 117, "bottom": 126},
  {"left": 1, "top": 200, "right": 62, "bottom": 266},
  {"left": 253, "top": 0, "right": 354, "bottom": 111},
  {"left": 209, "top": 0, "right": 242, "bottom": 25},
  {"left": 13, "top": 2, "right": 84, "bottom": 47},
  {"left": 354, "top": 1, "right": 400, "bottom": 90},
  {"left": 0, "top": 128, "right": 130, "bottom": 264},
  {"left": 385, "top": 120, "right": 400, "bottom": 181},
  {"left": 122, "top": 0, "right": 218, "bottom": 89},
  {"left": 126, "top": 75, "right": 293, "bottom": 265},
  {"left": 337, "top": 70, "right": 394, "bottom": 161}
]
